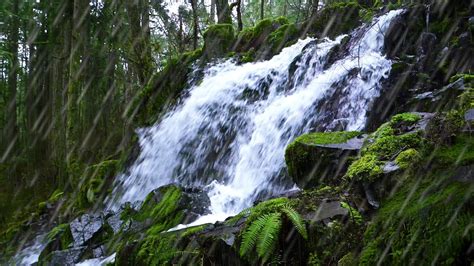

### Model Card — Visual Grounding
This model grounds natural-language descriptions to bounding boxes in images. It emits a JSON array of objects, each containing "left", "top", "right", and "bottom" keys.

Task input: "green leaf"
[
  {"left": 256, "top": 212, "right": 282, "bottom": 262},
  {"left": 240, "top": 212, "right": 268, "bottom": 257},
  {"left": 281, "top": 204, "right": 308, "bottom": 239}
]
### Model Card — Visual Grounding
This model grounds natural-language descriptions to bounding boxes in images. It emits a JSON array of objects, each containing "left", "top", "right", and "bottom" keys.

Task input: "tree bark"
[
  {"left": 191, "top": 0, "right": 199, "bottom": 49},
  {"left": 5, "top": 0, "right": 19, "bottom": 154},
  {"left": 231, "top": 0, "right": 243, "bottom": 31},
  {"left": 211, "top": 0, "right": 216, "bottom": 24},
  {"left": 216, "top": 0, "right": 232, "bottom": 24}
]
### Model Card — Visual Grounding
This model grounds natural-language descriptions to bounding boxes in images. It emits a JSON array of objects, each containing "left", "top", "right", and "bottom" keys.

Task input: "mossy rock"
[
  {"left": 359, "top": 169, "right": 473, "bottom": 265},
  {"left": 235, "top": 17, "right": 295, "bottom": 59},
  {"left": 307, "top": 2, "right": 361, "bottom": 39},
  {"left": 115, "top": 223, "right": 207, "bottom": 265},
  {"left": 346, "top": 113, "right": 427, "bottom": 184},
  {"left": 285, "top": 131, "right": 363, "bottom": 188},
  {"left": 133, "top": 48, "right": 203, "bottom": 127},
  {"left": 38, "top": 224, "right": 74, "bottom": 262},
  {"left": 203, "top": 24, "right": 235, "bottom": 60},
  {"left": 134, "top": 184, "right": 210, "bottom": 230},
  {"left": 77, "top": 160, "right": 119, "bottom": 209}
]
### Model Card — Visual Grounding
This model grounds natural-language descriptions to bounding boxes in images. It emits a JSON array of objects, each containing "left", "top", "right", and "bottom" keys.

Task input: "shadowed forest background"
[{"left": 0, "top": 0, "right": 473, "bottom": 265}]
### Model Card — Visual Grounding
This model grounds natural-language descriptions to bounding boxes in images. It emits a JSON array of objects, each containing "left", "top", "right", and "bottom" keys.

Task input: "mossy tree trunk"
[
  {"left": 5, "top": 0, "right": 19, "bottom": 158},
  {"left": 216, "top": 0, "right": 232, "bottom": 24}
]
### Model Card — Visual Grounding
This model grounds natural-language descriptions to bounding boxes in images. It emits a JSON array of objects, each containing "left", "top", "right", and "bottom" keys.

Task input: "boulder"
[
  {"left": 417, "top": 32, "right": 437, "bottom": 56},
  {"left": 202, "top": 24, "right": 235, "bottom": 60},
  {"left": 285, "top": 131, "right": 365, "bottom": 189},
  {"left": 451, "top": 165, "right": 474, "bottom": 183},
  {"left": 302, "top": 201, "right": 349, "bottom": 222},
  {"left": 70, "top": 214, "right": 103, "bottom": 247},
  {"left": 38, "top": 224, "right": 74, "bottom": 262},
  {"left": 139, "top": 184, "right": 211, "bottom": 225},
  {"left": 469, "top": 17, "right": 474, "bottom": 30},
  {"left": 39, "top": 246, "right": 85, "bottom": 266}
]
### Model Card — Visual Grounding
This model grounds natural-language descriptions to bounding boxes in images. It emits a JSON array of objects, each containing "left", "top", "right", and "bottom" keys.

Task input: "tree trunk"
[
  {"left": 312, "top": 0, "right": 319, "bottom": 17},
  {"left": 67, "top": 0, "right": 89, "bottom": 162},
  {"left": 260, "top": 0, "right": 264, "bottom": 20},
  {"left": 216, "top": 0, "right": 232, "bottom": 24},
  {"left": 191, "top": 0, "right": 199, "bottom": 49},
  {"left": 5, "top": 0, "right": 19, "bottom": 155},
  {"left": 211, "top": 0, "right": 216, "bottom": 24},
  {"left": 236, "top": 0, "right": 243, "bottom": 31}
]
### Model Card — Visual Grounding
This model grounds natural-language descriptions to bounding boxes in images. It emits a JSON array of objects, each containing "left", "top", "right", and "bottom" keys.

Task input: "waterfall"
[{"left": 109, "top": 10, "right": 404, "bottom": 226}]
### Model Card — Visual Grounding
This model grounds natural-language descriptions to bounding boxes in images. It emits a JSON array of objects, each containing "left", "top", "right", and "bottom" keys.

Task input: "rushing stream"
[{"left": 15, "top": 9, "right": 404, "bottom": 265}]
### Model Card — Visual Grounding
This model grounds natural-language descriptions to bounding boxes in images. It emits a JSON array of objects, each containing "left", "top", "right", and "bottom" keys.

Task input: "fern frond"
[
  {"left": 256, "top": 212, "right": 282, "bottom": 262},
  {"left": 282, "top": 204, "right": 308, "bottom": 239},
  {"left": 240, "top": 213, "right": 268, "bottom": 257}
]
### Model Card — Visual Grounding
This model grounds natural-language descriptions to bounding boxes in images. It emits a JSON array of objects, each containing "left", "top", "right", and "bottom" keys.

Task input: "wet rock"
[
  {"left": 105, "top": 212, "right": 123, "bottom": 234},
  {"left": 40, "top": 246, "right": 85, "bottom": 266},
  {"left": 417, "top": 32, "right": 437, "bottom": 56},
  {"left": 302, "top": 201, "right": 348, "bottom": 222},
  {"left": 362, "top": 183, "right": 380, "bottom": 209},
  {"left": 469, "top": 17, "right": 474, "bottom": 30},
  {"left": 451, "top": 166, "right": 474, "bottom": 183},
  {"left": 285, "top": 132, "right": 366, "bottom": 189},
  {"left": 458, "top": 32, "right": 471, "bottom": 49},
  {"left": 142, "top": 185, "right": 211, "bottom": 224},
  {"left": 38, "top": 224, "right": 74, "bottom": 262},
  {"left": 70, "top": 214, "right": 103, "bottom": 247},
  {"left": 92, "top": 245, "right": 105, "bottom": 258},
  {"left": 382, "top": 161, "right": 400, "bottom": 174},
  {"left": 324, "top": 35, "right": 351, "bottom": 69},
  {"left": 465, "top": 109, "right": 474, "bottom": 123}
]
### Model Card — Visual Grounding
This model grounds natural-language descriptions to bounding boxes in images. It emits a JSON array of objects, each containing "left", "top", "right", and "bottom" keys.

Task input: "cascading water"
[
  {"left": 110, "top": 9, "right": 404, "bottom": 227},
  {"left": 12, "top": 10, "right": 404, "bottom": 266}
]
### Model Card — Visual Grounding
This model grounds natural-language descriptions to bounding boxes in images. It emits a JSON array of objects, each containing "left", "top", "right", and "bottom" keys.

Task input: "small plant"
[{"left": 239, "top": 204, "right": 307, "bottom": 262}]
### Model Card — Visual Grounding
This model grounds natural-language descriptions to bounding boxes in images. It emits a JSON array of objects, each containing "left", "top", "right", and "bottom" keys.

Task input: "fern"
[
  {"left": 281, "top": 204, "right": 308, "bottom": 239},
  {"left": 240, "top": 213, "right": 269, "bottom": 257},
  {"left": 256, "top": 213, "right": 282, "bottom": 262},
  {"left": 239, "top": 203, "right": 308, "bottom": 262}
]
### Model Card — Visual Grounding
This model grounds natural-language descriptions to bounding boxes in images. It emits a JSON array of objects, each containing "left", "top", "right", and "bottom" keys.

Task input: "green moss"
[
  {"left": 274, "top": 16, "right": 290, "bottom": 25},
  {"left": 135, "top": 185, "right": 183, "bottom": 233},
  {"left": 292, "top": 131, "right": 362, "bottom": 146},
  {"left": 366, "top": 132, "right": 423, "bottom": 159},
  {"left": 359, "top": 8, "right": 375, "bottom": 23},
  {"left": 203, "top": 24, "right": 235, "bottom": 59},
  {"left": 338, "top": 252, "right": 357, "bottom": 266},
  {"left": 133, "top": 48, "right": 203, "bottom": 126},
  {"left": 235, "top": 16, "right": 297, "bottom": 56},
  {"left": 433, "top": 134, "right": 474, "bottom": 165},
  {"left": 458, "top": 87, "right": 474, "bottom": 111},
  {"left": 340, "top": 202, "right": 362, "bottom": 224},
  {"left": 360, "top": 171, "right": 473, "bottom": 265},
  {"left": 267, "top": 23, "right": 299, "bottom": 53},
  {"left": 346, "top": 154, "right": 383, "bottom": 182},
  {"left": 449, "top": 73, "right": 474, "bottom": 84},
  {"left": 309, "top": 1, "right": 361, "bottom": 38},
  {"left": 48, "top": 189, "right": 64, "bottom": 204},
  {"left": 38, "top": 223, "right": 74, "bottom": 263},
  {"left": 77, "top": 160, "right": 119, "bottom": 209},
  {"left": 363, "top": 113, "right": 424, "bottom": 160},
  {"left": 390, "top": 113, "right": 421, "bottom": 125},
  {"left": 118, "top": 223, "right": 204, "bottom": 265},
  {"left": 254, "top": 19, "right": 274, "bottom": 36},
  {"left": 395, "top": 148, "right": 421, "bottom": 169},
  {"left": 240, "top": 50, "right": 255, "bottom": 63},
  {"left": 38, "top": 202, "right": 47, "bottom": 214},
  {"left": 285, "top": 131, "right": 362, "bottom": 188}
]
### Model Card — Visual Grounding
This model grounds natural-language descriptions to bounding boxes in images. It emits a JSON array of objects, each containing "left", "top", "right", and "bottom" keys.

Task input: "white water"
[{"left": 110, "top": 10, "right": 404, "bottom": 227}]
